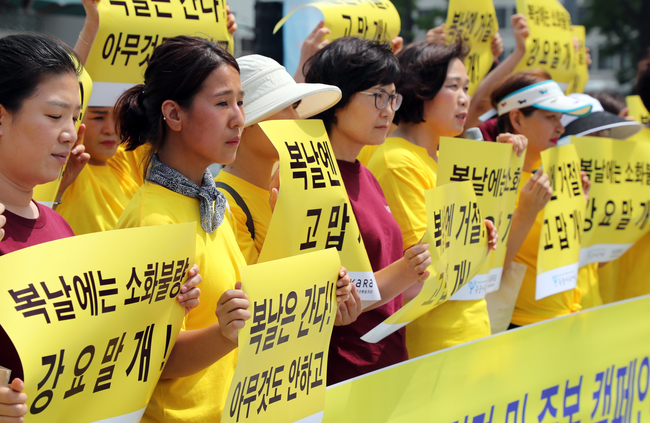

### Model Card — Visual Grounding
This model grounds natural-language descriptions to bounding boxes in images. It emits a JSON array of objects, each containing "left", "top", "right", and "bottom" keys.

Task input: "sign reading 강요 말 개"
[{"left": 0, "top": 223, "right": 195, "bottom": 423}]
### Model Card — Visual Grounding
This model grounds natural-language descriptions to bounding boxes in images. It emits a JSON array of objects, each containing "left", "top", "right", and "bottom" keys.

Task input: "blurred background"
[{"left": 0, "top": 0, "right": 648, "bottom": 94}]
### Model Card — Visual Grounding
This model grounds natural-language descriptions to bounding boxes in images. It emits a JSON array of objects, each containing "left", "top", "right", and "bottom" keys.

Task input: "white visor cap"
[{"left": 497, "top": 80, "right": 592, "bottom": 117}]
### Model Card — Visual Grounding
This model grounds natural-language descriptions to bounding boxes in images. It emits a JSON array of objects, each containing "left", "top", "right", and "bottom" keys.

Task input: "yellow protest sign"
[
  {"left": 34, "top": 64, "right": 93, "bottom": 207},
  {"left": 445, "top": 0, "right": 498, "bottom": 96},
  {"left": 323, "top": 294, "right": 650, "bottom": 422},
  {"left": 361, "top": 181, "right": 488, "bottom": 343},
  {"left": 571, "top": 136, "right": 650, "bottom": 265},
  {"left": 222, "top": 249, "right": 340, "bottom": 423},
  {"left": 536, "top": 144, "right": 585, "bottom": 300},
  {"left": 85, "top": 0, "right": 232, "bottom": 104},
  {"left": 627, "top": 95, "right": 650, "bottom": 125},
  {"left": 566, "top": 25, "right": 589, "bottom": 94},
  {"left": 0, "top": 223, "right": 195, "bottom": 422},
  {"left": 437, "top": 138, "right": 525, "bottom": 300},
  {"left": 257, "top": 119, "right": 379, "bottom": 304},
  {"left": 629, "top": 127, "right": 650, "bottom": 143},
  {"left": 274, "top": 0, "right": 400, "bottom": 44},
  {"left": 515, "top": 0, "right": 575, "bottom": 91}
]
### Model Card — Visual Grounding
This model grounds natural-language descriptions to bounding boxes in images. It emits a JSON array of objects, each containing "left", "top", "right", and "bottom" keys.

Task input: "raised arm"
[
  {"left": 466, "top": 14, "right": 529, "bottom": 129},
  {"left": 74, "top": 0, "right": 100, "bottom": 65}
]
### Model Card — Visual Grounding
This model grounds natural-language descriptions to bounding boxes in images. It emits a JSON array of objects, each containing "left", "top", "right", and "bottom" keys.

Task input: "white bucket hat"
[
  {"left": 237, "top": 54, "right": 342, "bottom": 127},
  {"left": 480, "top": 80, "right": 593, "bottom": 121}
]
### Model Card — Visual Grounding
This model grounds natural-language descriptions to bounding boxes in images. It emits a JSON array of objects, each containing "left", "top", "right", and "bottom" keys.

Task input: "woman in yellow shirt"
[
  {"left": 215, "top": 54, "right": 342, "bottom": 265},
  {"left": 365, "top": 41, "right": 514, "bottom": 357},
  {"left": 113, "top": 36, "right": 254, "bottom": 423},
  {"left": 487, "top": 71, "right": 593, "bottom": 327}
]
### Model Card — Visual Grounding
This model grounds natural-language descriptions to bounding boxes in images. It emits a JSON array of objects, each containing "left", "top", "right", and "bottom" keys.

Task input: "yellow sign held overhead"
[
  {"left": 566, "top": 25, "right": 588, "bottom": 94},
  {"left": 627, "top": 95, "right": 650, "bottom": 125},
  {"left": 222, "top": 249, "right": 340, "bottom": 423},
  {"left": 515, "top": 0, "right": 575, "bottom": 91},
  {"left": 274, "top": 0, "right": 400, "bottom": 45},
  {"left": 445, "top": 0, "right": 498, "bottom": 96},
  {"left": 258, "top": 119, "right": 379, "bottom": 304},
  {"left": 0, "top": 223, "right": 195, "bottom": 422},
  {"left": 536, "top": 144, "right": 586, "bottom": 300},
  {"left": 85, "top": 0, "right": 232, "bottom": 105},
  {"left": 362, "top": 181, "right": 488, "bottom": 343}
]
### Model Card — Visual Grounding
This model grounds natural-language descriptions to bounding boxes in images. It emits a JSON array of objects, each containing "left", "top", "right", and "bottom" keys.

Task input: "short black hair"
[
  {"left": 0, "top": 33, "right": 82, "bottom": 114},
  {"left": 394, "top": 40, "right": 468, "bottom": 125},
  {"left": 304, "top": 37, "right": 399, "bottom": 133}
]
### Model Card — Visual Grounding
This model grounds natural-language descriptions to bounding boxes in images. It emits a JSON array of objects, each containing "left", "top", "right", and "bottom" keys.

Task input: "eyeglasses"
[{"left": 358, "top": 91, "right": 403, "bottom": 111}]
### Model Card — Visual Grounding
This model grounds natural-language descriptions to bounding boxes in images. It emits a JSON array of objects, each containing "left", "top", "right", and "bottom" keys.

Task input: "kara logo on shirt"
[{"left": 385, "top": 205, "right": 392, "bottom": 214}]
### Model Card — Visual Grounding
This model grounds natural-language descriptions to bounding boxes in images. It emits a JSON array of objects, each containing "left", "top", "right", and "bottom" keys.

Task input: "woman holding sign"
[
  {"left": 0, "top": 33, "right": 200, "bottom": 421},
  {"left": 489, "top": 71, "right": 593, "bottom": 328},
  {"left": 0, "top": 34, "right": 89, "bottom": 421},
  {"left": 113, "top": 36, "right": 251, "bottom": 423},
  {"left": 215, "top": 54, "right": 343, "bottom": 265},
  {"left": 364, "top": 41, "right": 511, "bottom": 357},
  {"left": 113, "top": 36, "right": 352, "bottom": 421},
  {"left": 303, "top": 37, "right": 450, "bottom": 384}
]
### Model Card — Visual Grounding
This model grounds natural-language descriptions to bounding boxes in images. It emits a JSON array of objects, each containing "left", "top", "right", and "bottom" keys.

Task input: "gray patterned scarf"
[{"left": 147, "top": 154, "right": 226, "bottom": 233}]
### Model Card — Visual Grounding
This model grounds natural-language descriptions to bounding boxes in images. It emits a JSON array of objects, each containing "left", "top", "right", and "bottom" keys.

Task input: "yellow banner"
[
  {"left": 445, "top": 0, "right": 498, "bottom": 97},
  {"left": 515, "top": 0, "right": 575, "bottom": 91},
  {"left": 274, "top": 0, "right": 400, "bottom": 43},
  {"left": 627, "top": 95, "right": 650, "bottom": 125},
  {"left": 0, "top": 223, "right": 195, "bottom": 422},
  {"left": 222, "top": 249, "right": 340, "bottom": 423},
  {"left": 566, "top": 25, "right": 589, "bottom": 94},
  {"left": 86, "top": 0, "right": 232, "bottom": 86},
  {"left": 34, "top": 64, "right": 93, "bottom": 207},
  {"left": 361, "top": 181, "right": 489, "bottom": 343},
  {"left": 322, "top": 294, "right": 650, "bottom": 422},
  {"left": 437, "top": 138, "right": 525, "bottom": 300},
  {"left": 572, "top": 136, "right": 650, "bottom": 266},
  {"left": 536, "top": 144, "right": 585, "bottom": 300},
  {"left": 257, "top": 119, "right": 379, "bottom": 303}
]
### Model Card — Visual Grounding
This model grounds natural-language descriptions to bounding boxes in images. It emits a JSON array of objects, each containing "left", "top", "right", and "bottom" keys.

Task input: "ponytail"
[{"left": 113, "top": 35, "right": 240, "bottom": 180}]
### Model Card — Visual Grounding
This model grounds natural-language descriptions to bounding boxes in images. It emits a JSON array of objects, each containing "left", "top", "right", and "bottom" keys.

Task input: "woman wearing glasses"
[
  {"left": 304, "top": 37, "right": 432, "bottom": 384},
  {"left": 366, "top": 41, "right": 518, "bottom": 357}
]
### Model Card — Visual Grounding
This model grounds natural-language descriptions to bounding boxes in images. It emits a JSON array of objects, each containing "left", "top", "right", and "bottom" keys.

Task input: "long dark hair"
[
  {"left": 0, "top": 33, "right": 82, "bottom": 114},
  {"left": 114, "top": 35, "right": 240, "bottom": 177}
]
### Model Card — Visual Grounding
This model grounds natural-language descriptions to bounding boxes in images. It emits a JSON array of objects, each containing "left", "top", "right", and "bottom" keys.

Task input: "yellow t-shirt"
[
  {"left": 577, "top": 263, "right": 602, "bottom": 309},
  {"left": 214, "top": 171, "right": 272, "bottom": 265},
  {"left": 357, "top": 145, "right": 379, "bottom": 166},
  {"left": 511, "top": 171, "right": 582, "bottom": 326},
  {"left": 111, "top": 144, "right": 147, "bottom": 187},
  {"left": 116, "top": 183, "right": 245, "bottom": 423},
  {"left": 366, "top": 137, "right": 490, "bottom": 357},
  {"left": 57, "top": 150, "right": 142, "bottom": 235},
  {"left": 599, "top": 231, "right": 650, "bottom": 303}
]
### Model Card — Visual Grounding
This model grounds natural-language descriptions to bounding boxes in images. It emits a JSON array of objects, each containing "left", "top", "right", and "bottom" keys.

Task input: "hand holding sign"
[
  {"left": 0, "top": 203, "right": 5, "bottom": 242},
  {"left": 216, "top": 282, "right": 251, "bottom": 343},
  {"left": 275, "top": 0, "right": 400, "bottom": 44},
  {"left": 361, "top": 181, "right": 489, "bottom": 343},
  {"left": 0, "top": 378, "right": 27, "bottom": 421}
]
